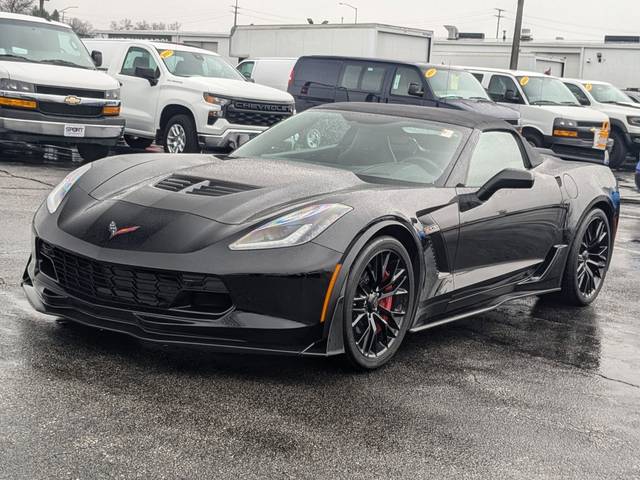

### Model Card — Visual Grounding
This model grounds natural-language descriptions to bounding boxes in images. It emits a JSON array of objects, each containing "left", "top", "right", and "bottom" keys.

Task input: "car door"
[
  {"left": 338, "top": 61, "right": 389, "bottom": 103},
  {"left": 450, "top": 130, "right": 565, "bottom": 310},
  {"left": 387, "top": 65, "right": 427, "bottom": 106},
  {"left": 115, "top": 46, "right": 161, "bottom": 136}
]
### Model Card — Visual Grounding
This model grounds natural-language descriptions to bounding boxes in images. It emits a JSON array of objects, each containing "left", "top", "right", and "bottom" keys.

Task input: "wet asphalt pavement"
[{"left": 0, "top": 151, "right": 639, "bottom": 479}]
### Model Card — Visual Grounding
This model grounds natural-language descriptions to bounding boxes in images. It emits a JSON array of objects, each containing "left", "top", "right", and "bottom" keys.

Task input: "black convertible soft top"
[{"left": 315, "top": 102, "right": 515, "bottom": 131}]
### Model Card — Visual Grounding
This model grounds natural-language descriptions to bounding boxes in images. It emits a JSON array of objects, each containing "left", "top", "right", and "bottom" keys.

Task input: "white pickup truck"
[
  {"left": 0, "top": 12, "right": 124, "bottom": 161},
  {"left": 84, "top": 39, "right": 295, "bottom": 153}
]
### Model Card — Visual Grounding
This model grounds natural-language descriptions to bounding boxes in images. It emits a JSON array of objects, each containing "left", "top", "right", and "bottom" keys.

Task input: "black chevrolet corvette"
[{"left": 23, "top": 103, "right": 620, "bottom": 369}]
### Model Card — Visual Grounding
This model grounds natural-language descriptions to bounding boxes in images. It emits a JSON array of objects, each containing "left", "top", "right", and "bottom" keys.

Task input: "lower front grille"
[
  {"left": 226, "top": 108, "right": 291, "bottom": 127},
  {"left": 39, "top": 102, "right": 103, "bottom": 118},
  {"left": 551, "top": 144, "right": 606, "bottom": 160},
  {"left": 37, "top": 240, "right": 233, "bottom": 315}
]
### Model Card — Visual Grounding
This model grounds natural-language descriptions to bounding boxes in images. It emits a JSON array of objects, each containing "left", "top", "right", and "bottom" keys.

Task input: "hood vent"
[{"left": 155, "top": 174, "right": 257, "bottom": 197}]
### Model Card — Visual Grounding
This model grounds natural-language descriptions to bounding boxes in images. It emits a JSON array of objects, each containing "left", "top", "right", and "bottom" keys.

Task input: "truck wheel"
[
  {"left": 77, "top": 144, "right": 109, "bottom": 162},
  {"left": 523, "top": 130, "right": 543, "bottom": 148},
  {"left": 124, "top": 135, "right": 153, "bottom": 150},
  {"left": 608, "top": 130, "right": 628, "bottom": 169},
  {"left": 163, "top": 114, "right": 199, "bottom": 153}
]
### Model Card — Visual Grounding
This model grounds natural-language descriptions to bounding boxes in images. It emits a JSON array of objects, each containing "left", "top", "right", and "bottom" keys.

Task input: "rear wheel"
[
  {"left": 608, "top": 129, "right": 628, "bottom": 169},
  {"left": 76, "top": 143, "right": 109, "bottom": 162},
  {"left": 124, "top": 135, "right": 153, "bottom": 150},
  {"left": 343, "top": 236, "right": 416, "bottom": 370},
  {"left": 557, "top": 209, "right": 611, "bottom": 306},
  {"left": 163, "top": 114, "right": 199, "bottom": 153}
]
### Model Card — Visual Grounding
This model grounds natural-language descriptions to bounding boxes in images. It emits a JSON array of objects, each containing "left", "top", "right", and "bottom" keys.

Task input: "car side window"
[
  {"left": 390, "top": 66, "right": 423, "bottom": 96},
  {"left": 340, "top": 64, "right": 362, "bottom": 89},
  {"left": 466, "top": 131, "right": 527, "bottom": 187},
  {"left": 471, "top": 72, "right": 484, "bottom": 82},
  {"left": 565, "top": 83, "right": 591, "bottom": 106},
  {"left": 120, "top": 47, "right": 158, "bottom": 76},
  {"left": 237, "top": 61, "right": 254, "bottom": 79},
  {"left": 340, "top": 63, "right": 386, "bottom": 92},
  {"left": 487, "top": 75, "right": 523, "bottom": 104}
]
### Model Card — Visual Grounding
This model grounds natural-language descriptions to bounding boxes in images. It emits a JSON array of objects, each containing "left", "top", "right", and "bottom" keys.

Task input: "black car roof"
[
  {"left": 297, "top": 55, "right": 461, "bottom": 72},
  {"left": 313, "top": 102, "right": 514, "bottom": 131}
]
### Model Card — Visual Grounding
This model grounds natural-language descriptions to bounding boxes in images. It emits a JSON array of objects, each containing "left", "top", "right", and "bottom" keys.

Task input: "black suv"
[{"left": 287, "top": 55, "right": 520, "bottom": 125}]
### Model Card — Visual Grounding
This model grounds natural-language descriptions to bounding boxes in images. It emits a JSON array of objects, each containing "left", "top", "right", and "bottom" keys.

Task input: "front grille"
[
  {"left": 505, "top": 119, "right": 519, "bottom": 126},
  {"left": 155, "top": 174, "right": 257, "bottom": 196},
  {"left": 577, "top": 121, "right": 603, "bottom": 128},
  {"left": 37, "top": 240, "right": 232, "bottom": 313},
  {"left": 35, "top": 85, "right": 105, "bottom": 99},
  {"left": 39, "top": 102, "right": 103, "bottom": 118},
  {"left": 226, "top": 101, "right": 293, "bottom": 127}
]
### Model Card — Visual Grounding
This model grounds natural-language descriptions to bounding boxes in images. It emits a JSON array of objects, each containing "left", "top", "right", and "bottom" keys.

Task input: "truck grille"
[
  {"left": 37, "top": 240, "right": 232, "bottom": 314},
  {"left": 39, "top": 102, "right": 103, "bottom": 118},
  {"left": 35, "top": 85, "right": 105, "bottom": 99},
  {"left": 226, "top": 101, "right": 293, "bottom": 127}
]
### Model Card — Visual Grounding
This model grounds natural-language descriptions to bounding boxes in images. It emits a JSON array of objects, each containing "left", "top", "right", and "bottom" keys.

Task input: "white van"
[
  {"left": 468, "top": 67, "right": 611, "bottom": 164},
  {"left": 237, "top": 57, "right": 298, "bottom": 92},
  {"left": 563, "top": 78, "right": 640, "bottom": 168},
  {"left": 0, "top": 13, "right": 124, "bottom": 161},
  {"left": 84, "top": 39, "right": 295, "bottom": 152}
]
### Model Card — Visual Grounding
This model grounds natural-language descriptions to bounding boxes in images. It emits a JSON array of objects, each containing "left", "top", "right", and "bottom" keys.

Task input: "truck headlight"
[
  {"left": 46, "top": 163, "right": 92, "bottom": 214},
  {"left": 105, "top": 88, "right": 120, "bottom": 100},
  {"left": 229, "top": 204, "right": 352, "bottom": 250},
  {"left": 0, "top": 78, "right": 35, "bottom": 93},
  {"left": 627, "top": 116, "right": 640, "bottom": 126},
  {"left": 204, "top": 93, "right": 231, "bottom": 106},
  {"left": 553, "top": 118, "right": 579, "bottom": 137}
]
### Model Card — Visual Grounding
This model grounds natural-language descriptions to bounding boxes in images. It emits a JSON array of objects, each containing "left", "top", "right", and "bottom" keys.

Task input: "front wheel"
[
  {"left": 124, "top": 135, "right": 153, "bottom": 150},
  {"left": 163, "top": 114, "right": 199, "bottom": 153},
  {"left": 76, "top": 143, "right": 109, "bottom": 162},
  {"left": 343, "top": 236, "right": 416, "bottom": 370},
  {"left": 608, "top": 130, "right": 628, "bottom": 169},
  {"left": 557, "top": 208, "right": 612, "bottom": 306}
]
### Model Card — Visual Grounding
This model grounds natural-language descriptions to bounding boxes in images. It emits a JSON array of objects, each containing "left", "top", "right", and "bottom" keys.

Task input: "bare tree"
[
  {"left": 0, "top": 0, "right": 34, "bottom": 14},
  {"left": 109, "top": 18, "right": 181, "bottom": 31},
  {"left": 67, "top": 17, "right": 93, "bottom": 37},
  {"left": 110, "top": 18, "right": 133, "bottom": 30}
]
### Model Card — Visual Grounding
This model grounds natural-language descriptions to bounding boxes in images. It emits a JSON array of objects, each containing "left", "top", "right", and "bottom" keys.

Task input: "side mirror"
[
  {"left": 504, "top": 89, "right": 518, "bottom": 102},
  {"left": 135, "top": 66, "right": 159, "bottom": 86},
  {"left": 91, "top": 50, "right": 102, "bottom": 68},
  {"left": 408, "top": 82, "right": 423, "bottom": 97},
  {"left": 477, "top": 168, "right": 534, "bottom": 201}
]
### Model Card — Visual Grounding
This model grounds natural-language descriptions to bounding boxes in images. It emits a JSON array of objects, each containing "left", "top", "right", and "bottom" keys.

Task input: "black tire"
[
  {"left": 523, "top": 130, "right": 543, "bottom": 148},
  {"left": 557, "top": 208, "right": 612, "bottom": 306},
  {"left": 608, "top": 129, "right": 628, "bottom": 169},
  {"left": 124, "top": 135, "right": 153, "bottom": 150},
  {"left": 76, "top": 144, "right": 109, "bottom": 162},
  {"left": 163, "top": 114, "right": 199, "bottom": 153},
  {"left": 343, "top": 236, "right": 416, "bottom": 370}
]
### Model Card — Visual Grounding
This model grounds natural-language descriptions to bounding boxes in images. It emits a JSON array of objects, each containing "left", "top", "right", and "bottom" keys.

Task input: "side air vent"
[
  {"left": 155, "top": 175, "right": 202, "bottom": 192},
  {"left": 189, "top": 181, "right": 256, "bottom": 197}
]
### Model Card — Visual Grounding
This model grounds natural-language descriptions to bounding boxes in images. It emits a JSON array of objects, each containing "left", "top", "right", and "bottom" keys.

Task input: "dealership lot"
[{"left": 0, "top": 157, "right": 638, "bottom": 479}]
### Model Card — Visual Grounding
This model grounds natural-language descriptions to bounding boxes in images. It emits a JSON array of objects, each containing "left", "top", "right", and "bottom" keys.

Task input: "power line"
[{"left": 495, "top": 8, "right": 505, "bottom": 39}]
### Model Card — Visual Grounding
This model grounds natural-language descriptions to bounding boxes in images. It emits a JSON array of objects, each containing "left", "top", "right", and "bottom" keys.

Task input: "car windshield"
[
  {"left": 231, "top": 110, "right": 469, "bottom": 186},
  {"left": 158, "top": 48, "right": 244, "bottom": 80},
  {"left": 586, "top": 83, "right": 632, "bottom": 103},
  {"left": 425, "top": 68, "right": 491, "bottom": 100},
  {"left": 517, "top": 76, "right": 579, "bottom": 105},
  {"left": 0, "top": 18, "right": 94, "bottom": 69}
]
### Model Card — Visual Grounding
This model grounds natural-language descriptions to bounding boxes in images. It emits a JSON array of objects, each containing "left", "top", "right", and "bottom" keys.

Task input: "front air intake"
[{"left": 155, "top": 174, "right": 257, "bottom": 196}]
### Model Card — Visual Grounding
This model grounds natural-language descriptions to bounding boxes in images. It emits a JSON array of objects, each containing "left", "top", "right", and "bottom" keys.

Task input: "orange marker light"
[
  {"left": 320, "top": 264, "right": 342, "bottom": 323},
  {"left": 0, "top": 96, "right": 36, "bottom": 109},
  {"left": 553, "top": 129, "right": 578, "bottom": 138},
  {"left": 102, "top": 105, "right": 121, "bottom": 116}
]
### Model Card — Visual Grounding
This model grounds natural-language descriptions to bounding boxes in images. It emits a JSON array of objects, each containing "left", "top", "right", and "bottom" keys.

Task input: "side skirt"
[{"left": 408, "top": 287, "right": 560, "bottom": 333}]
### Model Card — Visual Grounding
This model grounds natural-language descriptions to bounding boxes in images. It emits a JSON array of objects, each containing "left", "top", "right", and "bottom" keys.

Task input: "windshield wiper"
[
  {"left": 40, "top": 59, "right": 90, "bottom": 69},
  {"left": 561, "top": 101, "right": 580, "bottom": 105},
  {"left": 468, "top": 96, "right": 491, "bottom": 102},
  {"left": 0, "top": 54, "right": 34, "bottom": 63},
  {"left": 531, "top": 100, "right": 560, "bottom": 105},
  {"left": 438, "top": 94, "right": 464, "bottom": 100}
]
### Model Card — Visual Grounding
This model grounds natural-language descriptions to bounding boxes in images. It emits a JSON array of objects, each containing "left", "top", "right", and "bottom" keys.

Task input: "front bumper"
[
  {"left": 544, "top": 134, "right": 611, "bottom": 164},
  {"left": 0, "top": 108, "right": 125, "bottom": 146},
  {"left": 197, "top": 127, "right": 263, "bottom": 150}
]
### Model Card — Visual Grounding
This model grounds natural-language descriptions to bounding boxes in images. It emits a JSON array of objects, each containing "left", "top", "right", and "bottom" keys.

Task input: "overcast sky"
[{"left": 48, "top": 0, "right": 638, "bottom": 41}]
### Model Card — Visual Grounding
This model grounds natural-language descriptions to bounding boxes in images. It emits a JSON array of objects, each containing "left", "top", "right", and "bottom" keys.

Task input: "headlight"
[
  {"left": 553, "top": 118, "right": 579, "bottom": 137},
  {"left": 229, "top": 203, "right": 352, "bottom": 251},
  {"left": 105, "top": 88, "right": 120, "bottom": 100},
  {"left": 46, "top": 163, "right": 92, "bottom": 214},
  {"left": 627, "top": 116, "right": 640, "bottom": 126},
  {"left": 0, "top": 78, "right": 35, "bottom": 93},
  {"left": 204, "top": 93, "right": 231, "bottom": 106},
  {"left": 554, "top": 118, "right": 578, "bottom": 129}
]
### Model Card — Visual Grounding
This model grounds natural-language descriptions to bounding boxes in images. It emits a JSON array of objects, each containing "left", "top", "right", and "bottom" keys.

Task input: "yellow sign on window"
[
  {"left": 160, "top": 50, "right": 174, "bottom": 59},
  {"left": 425, "top": 68, "right": 438, "bottom": 78},
  {"left": 584, "top": 83, "right": 593, "bottom": 92},
  {"left": 519, "top": 76, "right": 529, "bottom": 86}
]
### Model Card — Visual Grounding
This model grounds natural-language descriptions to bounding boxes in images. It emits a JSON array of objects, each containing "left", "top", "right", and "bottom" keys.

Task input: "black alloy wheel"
[
  {"left": 343, "top": 236, "right": 415, "bottom": 370},
  {"left": 608, "top": 129, "right": 628, "bottom": 169},
  {"left": 558, "top": 208, "right": 611, "bottom": 306}
]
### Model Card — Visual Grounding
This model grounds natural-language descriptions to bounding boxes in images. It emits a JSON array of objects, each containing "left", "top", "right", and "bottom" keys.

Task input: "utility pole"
[
  {"left": 232, "top": 0, "right": 239, "bottom": 28},
  {"left": 494, "top": 8, "right": 505, "bottom": 39},
  {"left": 509, "top": 0, "right": 525, "bottom": 69},
  {"left": 38, "top": 0, "right": 49, "bottom": 16}
]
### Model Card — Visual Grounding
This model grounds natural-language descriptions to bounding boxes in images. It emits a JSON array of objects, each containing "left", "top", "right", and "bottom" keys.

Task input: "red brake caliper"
[{"left": 377, "top": 270, "right": 393, "bottom": 332}]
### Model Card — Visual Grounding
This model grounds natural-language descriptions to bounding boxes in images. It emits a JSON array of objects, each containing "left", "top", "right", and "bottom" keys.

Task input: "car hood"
[
  {"left": 0, "top": 61, "right": 119, "bottom": 90},
  {"left": 441, "top": 98, "right": 520, "bottom": 122},
  {"left": 597, "top": 102, "right": 640, "bottom": 115},
  {"left": 538, "top": 105, "right": 609, "bottom": 122},
  {"left": 176, "top": 76, "right": 294, "bottom": 103},
  {"left": 81, "top": 155, "right": 370, "bottom": 228}
]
